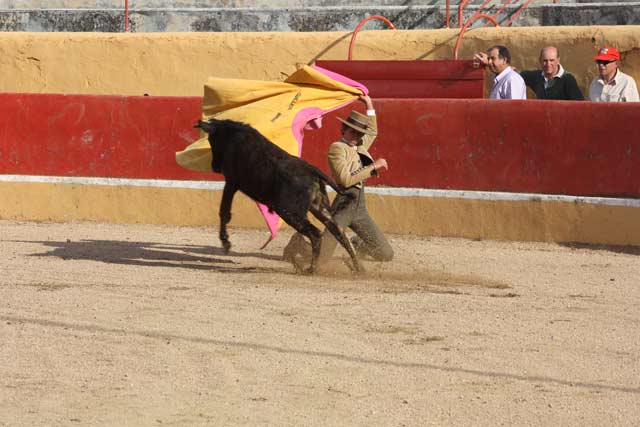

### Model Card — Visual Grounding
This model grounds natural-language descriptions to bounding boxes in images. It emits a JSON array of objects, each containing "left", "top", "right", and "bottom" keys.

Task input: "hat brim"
[
  {"left": 336, "top": 117, "right": 376, "bottom": 135},
  {"left": 594, "top": 54, "right": 619, "bottom": 61}
]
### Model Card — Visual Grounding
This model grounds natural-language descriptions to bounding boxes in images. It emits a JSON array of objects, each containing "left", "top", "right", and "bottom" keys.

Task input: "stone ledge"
[{"left": 1, "top": 4, "right": 640, "bottom": 32}]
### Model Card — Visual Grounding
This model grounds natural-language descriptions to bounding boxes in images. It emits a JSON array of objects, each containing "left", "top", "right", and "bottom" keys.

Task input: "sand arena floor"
[{"left": 1, "top": 220, "right": 639, "bottom": 426}]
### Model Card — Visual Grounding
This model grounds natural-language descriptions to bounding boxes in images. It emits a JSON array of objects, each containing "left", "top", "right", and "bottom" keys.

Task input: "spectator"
[
  {"left": 283, "top": 95, "right": 393, "bottom": 269},
  {"left": 473, "top": 45, "right": 527, "bottom": 99},
  {"left": 519, "top": 46, "right": 584, "bottom": 100},
  {"left": 588, "top": 46, "right": 639, "bottom": 102}
]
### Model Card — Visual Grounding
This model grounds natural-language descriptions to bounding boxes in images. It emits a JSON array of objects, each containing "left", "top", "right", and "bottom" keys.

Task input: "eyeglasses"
[{"left": 596, "top": 60, "right": 615, "bottom": 65}]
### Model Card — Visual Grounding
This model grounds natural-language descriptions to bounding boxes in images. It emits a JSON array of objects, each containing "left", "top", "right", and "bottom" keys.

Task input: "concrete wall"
[{"left": 1, "top": 2, "right": 640, "bottom": 31}]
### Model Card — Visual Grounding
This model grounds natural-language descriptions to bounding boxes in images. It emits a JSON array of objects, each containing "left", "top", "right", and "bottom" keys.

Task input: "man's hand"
[
  {"left": 359, "top": 94, "right": 374, "bottom": 110},
  {"left": 473, "top": 52, "right": 489, "bottom": 67},
  {"left": 373, "top": 158, "right": 388, "bottom": 172}
]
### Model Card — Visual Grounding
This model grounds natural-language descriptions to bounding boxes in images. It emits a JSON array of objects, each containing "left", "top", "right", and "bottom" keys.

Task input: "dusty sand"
[{"left": 1, "top": 220, "right": 638, "bottom": 426}]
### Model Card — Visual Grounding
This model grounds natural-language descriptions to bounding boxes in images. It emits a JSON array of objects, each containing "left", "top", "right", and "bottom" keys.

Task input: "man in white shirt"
[
  {"left": 588, "top": 46, "right": 639, "bottom": 102},
  {"left": 473, "top": 45, "right": 527, "bottom": 100}
]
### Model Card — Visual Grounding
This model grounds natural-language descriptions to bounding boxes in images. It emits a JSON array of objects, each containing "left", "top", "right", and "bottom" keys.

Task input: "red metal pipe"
[
  {"left": 484, "top": 0, "right": 512, "bottom": 26},
  {"left": 475, "top": 0, "right": 493, "bottom": 15},
  {"left": 348, "top": 15, "right": 396, "bottom": 61},
  {"left": 459, "top": 0, "right": 491, "bottom": 28},
  {"left": 124, "top": 0, "right": 129, "bottom": 32},
  {"left": 466, "top": 0, "right": 492, "bottom": 28},
  {"left": 453, "top": 13, "right": 499, "bottom": 60},
  {"left": 457, "top": 0, "right": 471, "bottom": 27},
  {"left": 445, "top": 0, "right": 450, "bottom": 28},
  {"left": 503, "top": 0, "right": 534, "bottom": 27}
]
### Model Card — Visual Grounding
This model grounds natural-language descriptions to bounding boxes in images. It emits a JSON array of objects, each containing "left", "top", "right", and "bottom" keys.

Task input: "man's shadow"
[{"left": 20, "top": 239, "right": 283, "bottom": 273}]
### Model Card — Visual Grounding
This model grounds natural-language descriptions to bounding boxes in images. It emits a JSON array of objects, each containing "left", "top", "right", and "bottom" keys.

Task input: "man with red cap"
[{"left": 588, "top": 46, "right": 639, "bottom": 102}]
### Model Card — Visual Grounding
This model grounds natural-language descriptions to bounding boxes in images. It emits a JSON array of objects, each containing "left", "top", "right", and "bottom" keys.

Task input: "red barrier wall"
[
  {"left": 314, "top": 60, "right": 485, "bottom": 99},
  {"left": 1, "top": 93, "right": 639, "bottom": 198},
  {"left": 0, "top": 94, "right": 205, "bottom": 181}
]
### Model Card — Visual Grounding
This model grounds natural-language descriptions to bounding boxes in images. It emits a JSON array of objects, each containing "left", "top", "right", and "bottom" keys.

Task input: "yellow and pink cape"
[{"left": 176, "top": 64, "right": 368, "bottom": 242}]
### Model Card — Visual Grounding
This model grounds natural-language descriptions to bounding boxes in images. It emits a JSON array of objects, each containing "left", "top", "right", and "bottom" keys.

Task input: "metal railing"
[
  {"left": 450, "top": 0, "right": 541, "bottom": 59},
  {"left": 124, "top": 0, "right": 129, "bottom": 32},
  {"left": 348, "top": 15, "right": 396, "bottom": 60},
  {"left": 454, "top": 14, "right": 499, "bottom": 59},
  {"left": 448, "top": 0, "right": 542, "bottom": 28}
]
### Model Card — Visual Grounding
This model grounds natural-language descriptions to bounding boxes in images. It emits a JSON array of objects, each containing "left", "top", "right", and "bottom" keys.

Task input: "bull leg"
[
  {"left": 301, "top": 223, "right": 323, "bottom": 274},
  {"left": 310, "top": 204, "right": 364, "bottom": 274},
  {"left": 287, "top": 220, "right": 321, "bottom": 274},
  {"left": 323, "top": 220, "right": 364, "bottom": 273},
  {"left": 280, "top": 214, "right": 322, "bottom": 274},
  {"left": 219, "top": 183, "right": 237, "bottom": 254}
]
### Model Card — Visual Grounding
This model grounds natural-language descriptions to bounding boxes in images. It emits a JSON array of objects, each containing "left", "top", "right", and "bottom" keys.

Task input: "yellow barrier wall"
[
  {"left": 1, "top": 182, "right": 639, "bottom": 245},
  {"left": 1, "top": 27, "right": 639, "bottom": 97}
]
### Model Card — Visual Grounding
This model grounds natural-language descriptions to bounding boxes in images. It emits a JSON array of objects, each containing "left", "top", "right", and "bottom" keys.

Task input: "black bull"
[{"left": 195, "top": 119, "right": 363, "bottom": 274}]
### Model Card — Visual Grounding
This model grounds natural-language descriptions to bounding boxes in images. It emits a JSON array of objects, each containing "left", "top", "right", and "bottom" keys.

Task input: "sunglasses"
[{"left": 596, "top": 60, "right": 615, "bottom": 65}]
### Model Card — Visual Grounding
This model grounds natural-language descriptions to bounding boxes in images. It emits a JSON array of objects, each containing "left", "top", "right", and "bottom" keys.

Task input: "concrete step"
[
  {"left": 3, "top": 0, "right": 637, "bottom": 8},
  {"left": 0, "top": 0, "right": 560, "bottom": 8},
  {"left": 0, "top": 2, "right": 639, "bottom": 31}
]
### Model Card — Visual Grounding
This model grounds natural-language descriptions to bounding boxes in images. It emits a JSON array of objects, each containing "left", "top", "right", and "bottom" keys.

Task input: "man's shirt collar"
[
  {"left": 598, "top": 69, "right": 620, "bottom": 86},
  {"left": 541, "top": 64, "right": 565, "bottom": 81},
  {"left": 494, "top": 66, "right": 513, "bottom": 83}
]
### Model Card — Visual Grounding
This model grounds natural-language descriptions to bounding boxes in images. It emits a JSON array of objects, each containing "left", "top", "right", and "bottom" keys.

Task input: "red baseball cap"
[{"left": 594, "top": 46, "right": 620, "bottom": 61}]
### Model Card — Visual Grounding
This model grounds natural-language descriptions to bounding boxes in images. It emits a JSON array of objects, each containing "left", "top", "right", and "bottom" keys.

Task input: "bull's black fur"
[{"left": 195, "top": 118, "right": 363, "bottom": 274}]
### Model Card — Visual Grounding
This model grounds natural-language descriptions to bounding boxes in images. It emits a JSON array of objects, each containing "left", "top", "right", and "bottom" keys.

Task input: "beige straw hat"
[{"left": 337, "top": 110, "right": 376, "bottom": 135}]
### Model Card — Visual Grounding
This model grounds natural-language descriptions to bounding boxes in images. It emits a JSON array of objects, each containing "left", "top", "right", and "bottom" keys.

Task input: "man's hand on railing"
[{"left": 473, "top": 51, "right": 489, "bottom": 67}]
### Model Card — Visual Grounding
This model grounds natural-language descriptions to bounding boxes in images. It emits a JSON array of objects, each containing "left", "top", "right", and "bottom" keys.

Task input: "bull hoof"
[
  {"left": 303, "top": 266, "right": 317, "bottom": 275},
  {"left": 343, "top": 257, "right": 365, "bottom": 274},
  {"left": 222, "top": 241, "right": 231, "bottom": 254},
  {"left": 286, "top": 254, "right": 305, "bottom": 274}
]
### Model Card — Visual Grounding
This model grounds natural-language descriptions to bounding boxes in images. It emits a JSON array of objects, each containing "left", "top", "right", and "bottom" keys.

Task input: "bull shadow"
[{"left": 19, "top": 238, "right": 283, "bottom": 273}]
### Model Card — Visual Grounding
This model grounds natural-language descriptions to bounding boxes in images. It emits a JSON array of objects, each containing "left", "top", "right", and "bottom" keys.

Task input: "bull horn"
[{"left": 195, "top": 119, "right": 215, "bottom": 132}]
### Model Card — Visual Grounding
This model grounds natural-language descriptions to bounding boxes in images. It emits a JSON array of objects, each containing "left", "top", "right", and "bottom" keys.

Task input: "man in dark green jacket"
[{"left": 519, "top": 46, "right": 584, "bottom": 100}]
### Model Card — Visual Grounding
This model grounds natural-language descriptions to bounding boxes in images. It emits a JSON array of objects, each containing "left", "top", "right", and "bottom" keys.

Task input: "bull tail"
[{"left": 311, "top": 166, "right": 349, "bottom": 196}]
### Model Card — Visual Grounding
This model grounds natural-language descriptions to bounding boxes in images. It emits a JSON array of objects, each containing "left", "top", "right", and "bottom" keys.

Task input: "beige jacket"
[{"left": 327, "top": 114, "right": 378, "bottom": 189}]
